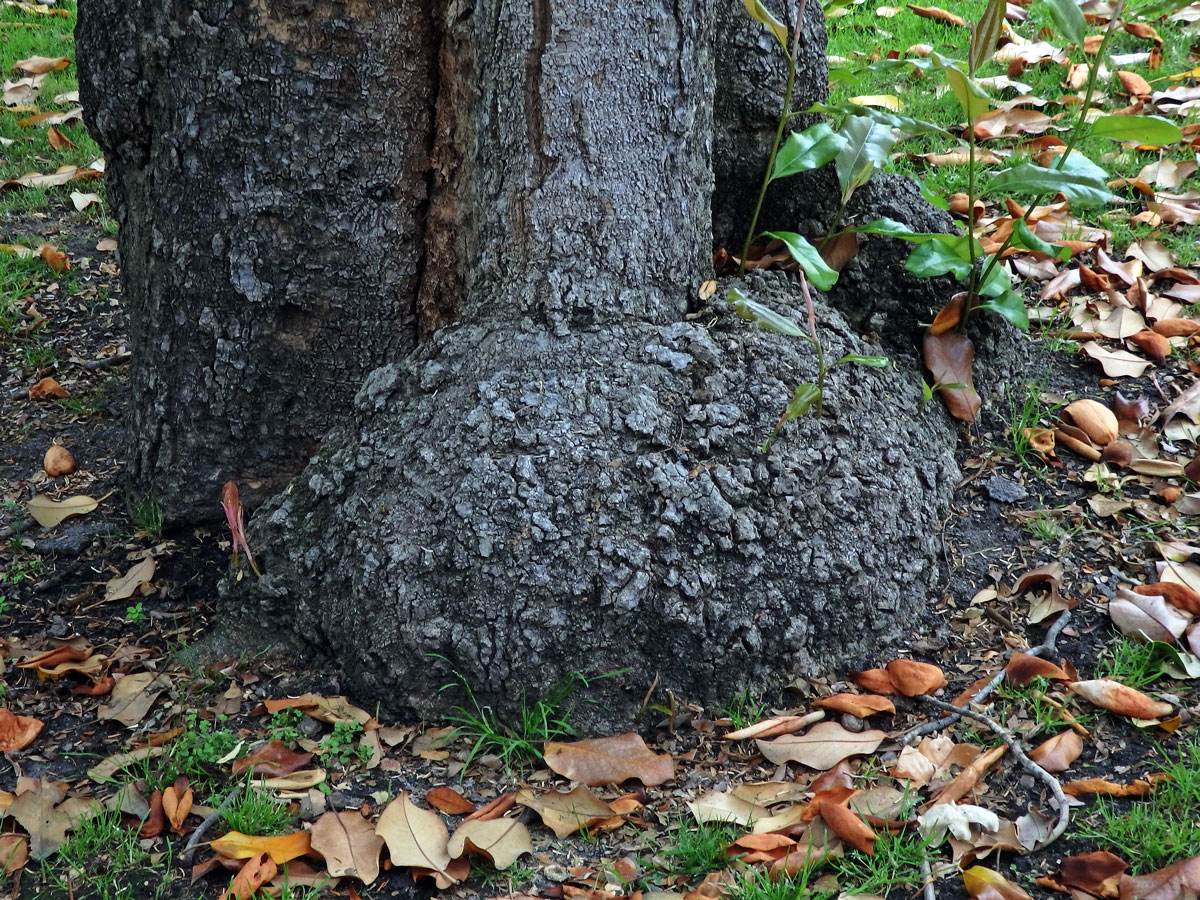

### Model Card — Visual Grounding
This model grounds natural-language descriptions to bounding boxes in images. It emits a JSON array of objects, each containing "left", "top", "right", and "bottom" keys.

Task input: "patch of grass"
[
  {"left": 437, "top": 659, "right": 605, "bottom": 771},
  {"left": 148, "top": 710, "right": 244, "bottom": 789},
  {"left": 1074, "top": 741, "right": 1200, "bottom": 874},
  {"left": 994, "top": 675, "right": 1094, "bottom": 739},
  {"left": 53, "top": 805, "right": 174, "bottom": 900},
  {"left": 655, "top": 820, "right": 741, "bottom": 879},
  {"left": 831, "top": 830, "right": 936, "bottom": 896},
  {"left": 1096, "top": 635, "right": 1163, "bottom": 689},
  {"left": 1006, "top": 381, "right": 1063, "bottom": 469},
  {"left": 719, "top": 688, "right": 766, "bottom": 731},
  {"left": 470, "top": 858, "right": 539, "bottom": 892},
  {"left": 59, "top": 392, "right": 106, "bottom": 418},
  {"left": 727, "top": 861, "right": 833, "bottom": 900},
  {"left": 220, "top": 777, "right": 295, "bottom": 836},
  {"left": 129, "top": 493, "right": 164, "bottom": 535}
]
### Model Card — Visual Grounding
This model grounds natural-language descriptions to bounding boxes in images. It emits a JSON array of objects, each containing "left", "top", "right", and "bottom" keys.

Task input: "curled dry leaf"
[
  {"left": 375, "top": 792, "right": 457, "bottom": 886},
  {"left": 919, "top": 803, "right": 999, "bottom": 843},
  {"left": 907, "top": 3, "right": 967, "bottom": 26},
  {"left": 1052, "top": 851, "right": 1129, "bottom": 898},
  {"left": 310, "top": 810, "right": 383, "bottom": 883},
  {"left": 851, "top": 668, "right": 897, "bottom": 694},
  {"left": 1081, "top": 341, "right": 1152, "bottom": 378},
  {"left": 757, "top": 721, "right": 886, "bottom": 769},
  {"left": 1062, "top": 776, "right": 1157, "bottom": 797},
  {"left": 818, "top": 801, "right": 877, "bottom": 855},
  {"left": 210, "top": 830, "right": 312, "bottom": 865},
  {"left": 219, "top": 852, "right": 277, "bottom": 900},
  {"left": 13, "top": 55, "right": 70, "bottom": 74},
  {"left": 1005, "top": 653, "right": 1071, "bottom": 685},
  {"left": 1122, "top": 853, "right": 1200, "bottom": 900},
  {"left": 543, "top": 733, "right": 674, "bottom": 786},
  {"left": 231, "top": 740, "right": 314, "bottom": 777},
  {"left": 811, "top": 693, "right": 895, "bottom": 718},
  {"left": 1133, "top": 581, "right": 1200, "bottom": 614},
  {"left": 1028, "top": 730, "right": 1083, "bottom": 773},
  {"left": 963, "top": 865, "right": 1034, "bottom": 900},
  {"left": 97, "top": 672, "right": 172, "bottom": 727},
  {"left": 104, "top": 558, "right": 156, "bottom": 603},
  {"left": 885, "top": 659, "right": 947, "bottom": 696},
  {"left": 0, "top": 708, "right": 44, "bottom": 752},
  {"left": 1109, "top": 587, "right": 1192, "bottom": 643},
  {"left": 1068, "top": 679, "right": 1173, "bottom": 719},
  {"left": 1128, "top": 329, "right": 1172, "bottom": 363},
  {"left": 446, "top": 818, "right": 534, "bottom": 869},
  {"left": 29, "top": 377, "right": 68, "bottom": 401},
  {"left": 923, "top": 330, "right": 981, "bottom": 421},
  {"left": 687, "top": 789, "right": 767, "bottom": 826},
  {"left": 1063, "top": 399, "right": 1119, "bottom": 445},
  {"left": 426, "top": 786, "right": 476, "bottom": 816},
  {"left": 514, "top": 785, "right": 614, "bottom": 838},
  {"left": 724, "top": 714, "right": 818, "bottom": 741},
  {"left": 27, "top": 494, "right": 98, "bottom": 528},
  {"left": 0, "top": 834, "right": 28, "bottom": 874}
]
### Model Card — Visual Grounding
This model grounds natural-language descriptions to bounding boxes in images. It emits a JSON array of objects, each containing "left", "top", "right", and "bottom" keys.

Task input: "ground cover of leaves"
[{"left": 4, "top": 1, "right": 1200, "bottom": 900}]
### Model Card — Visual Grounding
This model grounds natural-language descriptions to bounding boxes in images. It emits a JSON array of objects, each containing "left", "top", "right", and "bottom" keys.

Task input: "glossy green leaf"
[
  {"left": 1144, "top": 642, "right": 1200, "bottom": 680},
  {"left": 834, "top": 116, "right": 897, "bottom": 204},
  {"left": 785, "top": 383, "right": 823, "bottom": 421},
  {"left": 1045, "top": 0, "right": 1087, "bottom": 48},
  {"left": 987, "top": 164, "right": 1121, "bottom": 207},
  {"left": 836, "top": 354, "right": 890, "bottom": 367},
  {"left": 741, "top": 0, "right": 788, "bottom": 50},
  {"left": 1088, "top": 114, "right": 1183, "bottom": 145},
  {"left": 728, "top": 289, "right": 806, "bottom": 338},
  {"left": 969, "top": 0, "right": 1007, "bottom": 74},
  {"left": 977, "top": 288, "right": 1030, "bottom": 330},
  {"left": 932, "top": 54, "right": 990, "bottom": 120},
  {"left": 905, "top": 236, "right": 974, "bottom": 279},
  {"left": 771, "top": 124, "right": 848, "bottom": 181},
  {"left": 1012, "top": 218, "right": 1072, "bottom": 261},
  {"left": 852, "top": 217, "right": 942, "bottom": 242},
  {"left": 809, "top": 101, "right": 952, "bottom": 138},
  {"left": 762, "top": 231, "right": 840, "bottom": 291},
  {"left": 1052, "top": 150, "right": 1108, "bottom": 181}
]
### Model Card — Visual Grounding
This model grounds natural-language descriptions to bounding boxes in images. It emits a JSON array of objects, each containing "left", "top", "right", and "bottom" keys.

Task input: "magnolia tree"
[{"left": 79, "top": 0, "right": 967, "bottom": 727}]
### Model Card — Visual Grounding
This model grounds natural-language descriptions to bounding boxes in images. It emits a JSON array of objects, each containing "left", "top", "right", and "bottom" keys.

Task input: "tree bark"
[{"left": 76, "top": 0, "right": 434, "bottom": 524}]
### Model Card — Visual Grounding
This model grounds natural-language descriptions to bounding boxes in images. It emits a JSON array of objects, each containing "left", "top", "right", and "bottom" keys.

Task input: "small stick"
[
  {"left": 919, "top": 694, "right": 1070, "bottom": 848},
  {"left": 901, "top": 611, "right": 1070, "bottom": 744},
  {"left": 82, "top": 352, "right": 132, "bottom": 371},
  {"left": 920, "top": 858, "right": 938, "bottom": 900},
  {"left": 181, "top": 785, "right": 241, "bottom": 866}
]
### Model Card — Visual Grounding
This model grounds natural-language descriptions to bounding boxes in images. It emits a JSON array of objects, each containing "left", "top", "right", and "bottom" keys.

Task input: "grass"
[
  {"left": 830, "top": 830, "right": 936, "bottom": 896},
  {"left": 1006, "top": 381, "right": 1064, "bottom": 469},
  {"left": 1074, "top": 741, "right": 1200, "bottom": 874},
  {"left": 438, "top": 659, "right": 611, "bottom": 771},
  {"left": 1096, "top": 634, "right": 1167, "bottom": 688},
  {"left": 470, "top": 859, "right": 539, "bottom": 892},
  {"left": 52, "top": 805, "right": 174, "bottom": 900},
  {"left": 655, "top": 820, "right": 742, "bottom": 878},
  {"left": 129, "top": 493, "right": 164, "bottom": 535},
  {"left": 719, "top": 688, "right": 767, "bottom": 731},
  {"left": 993, "top": 675, "right": 1094, "bottom": 739},
  {"left": 220, "top": 777, "right": 296, "bottom": 836}
]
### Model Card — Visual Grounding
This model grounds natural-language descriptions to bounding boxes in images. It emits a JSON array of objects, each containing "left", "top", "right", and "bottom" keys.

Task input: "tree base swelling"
[{"left": 231, "top": 275, "right": 959, "bottom": 731}]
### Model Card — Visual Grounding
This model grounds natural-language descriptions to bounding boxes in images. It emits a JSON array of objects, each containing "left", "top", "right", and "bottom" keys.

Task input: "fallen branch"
[
  {"left": 919, "top": 694, "right": 1070, "bottom": 849},
  {"left": 181, "top": 784, "right": 241, "bottom": 867},
  {"left": 901, "top": 611, "right": 1070, "bottom": 744}
]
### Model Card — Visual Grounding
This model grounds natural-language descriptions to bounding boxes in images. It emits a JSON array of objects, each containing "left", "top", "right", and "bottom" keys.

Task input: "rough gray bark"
[{"left": 76, "top": 0, "right": 433, "bottom": 524}]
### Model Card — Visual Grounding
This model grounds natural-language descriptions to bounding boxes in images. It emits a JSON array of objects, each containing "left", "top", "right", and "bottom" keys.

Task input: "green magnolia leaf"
[
  {"left": 977, "top": 288, "right": 1030, "bottom": 330},
  {"left": 969, "top": 0, "right": 1007, "bottom": 74},
  {"left": 1045, "top": 0, "right": 1087, "bottom": 48},
  {"left": 772, "top": 124, "right": 847, "bottom": 181},
  {"left": 1088, "top": 114, "right": 1183, "bottom": 145},
  {"left": 836, "top": 354, "right": 890, "bottom": 367},
  {"left": 931, "top": 54, "right": 990, "bottom": 121},
  {"left": 1144, "top": 642, "right": 1200, "bottom": 680},
  {"left": 785, "top": 383, "right": 823, "bottom": 421},
  {"left": 742, "top": 0, "right": 788, "bottom": 50},
  {"left": 1052, "top": 149, "right": 1108, "bottom": 181},
  {"left": 762, "top": 231, "right": 840, "bottom": 291},
  {"left": 834, "top": 116, "right": 897, "bottom": 205},
  {"left": 852, "top": 217, "right": 943, "bottom": 242},
  {"left": 987, "top": 164, "right": 1121, "bottom": 207},
  {"left": 809, "top": 101, "right": 952, "bottom": 138},
  {"left": 729, "top": 289, "right": 806, "bottom": 338},
  {"left": 905, "top": 235, "right": 974, "bottom": 279},
  {"left": 1012, "top": 218, "right": 1072, "bottom": 261}
]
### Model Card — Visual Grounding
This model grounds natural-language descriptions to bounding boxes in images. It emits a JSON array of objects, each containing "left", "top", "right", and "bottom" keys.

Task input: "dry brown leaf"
[
  {"left": 1054, "top": 851, "right": 1129, "bottom": 897},
  {"left": 923, "top": 330, "right": 980, "bottom": 421},
  {"left": 810, "top": 694, "right": 896, "bottom": 717},
  {"left": 1081, "top": 341, "right": 1152, "bottom": 378},
  {"left": 757, "top": 721, "right": 886, "bottom": 769},
  {"left": 0, "top": 834, "right": 28, "bottom": 874},
  {"left": 12, "top": 55, "right": 70, "bottom": 74},
  {"left": 163, "top": 777, "right": 193, "bottom": 832},
  {"left": 38, "top": 242, "right": 69, "bottom": 272},
  {"left": 930, "top": 744, "right": 1007, "bottom": 806},
  {"left": 220, "top": 852, "right": 277, "bottom": 900},
  {"left": 1063, "top": 399, "right": 1119, "bottom": 445},
  {"left": 963, "top": 865, "right": 1033, "bottom": 900},
  {"left": 906, "top": 4, "right": 967, "bottom": 25},
  {"left": 9, "top": 778, "right": 100, "bottom": 859},
  {"left": 1068, "top": 679, "right": 1173, "bottom": 719},
  {"left": 544, "top": 733, "right": 674, "bottom": 786},
  {"left": 513, "top": 785, "right": 614, "bottom": 838},
  {"left": 1005, "top": 653, "right": 1071, "bottom": 685},
  {"left": 851, "top": 667, "right": 898, "bottom": 694},
  {"left": 1122, "top": 853, "right": 1200, "bottom": 900},
  {"left": 1109, "top": 587, "right": 1192, "bottom": 643},
  {"left": 211, "top": 830, "right": 312, "bottom": 865},
  {"left": 1063, "top": 776, "right": 1157, "bottom": 797},
  {"left": 231, "top": 741, "right": 315, "bottom": 777},
  {"left": 97, "top": 672, "right": 172, "bottom": 727},
  {"left": 1133, "top": 581, "right": 1200, "bottom": 614},
  {"left": 426, "top": 786, "right": 476, "bottom": 816},
  {"left": 885, "top": 659, "right": 947, "bottom": 696},
  {"left": 724, "top": 715, "right": 817, "bottom": 741},
  {"left": 818, "top": 802, "right": 877, "bottom": 854},
  {"left": 0, "top": 708, "right": 43, "bottom": 752},
  {"left": 310, "top": 810, "right": 383, "bottom": 883},
  {"left": 446, "top": 818, "right": 534, "bottom": 869},
  {"left": 27, "top": 494, "right": 98, "bottom": 528},
  {"left": 104, "top": 558, "right": 156, "bottom": 603},
  {"left": 1028, "top": 730, "right": 1083, "bottom": 773}
]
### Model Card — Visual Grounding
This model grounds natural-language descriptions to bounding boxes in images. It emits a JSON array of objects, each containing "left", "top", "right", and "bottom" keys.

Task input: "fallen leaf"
[
  {"left": 38, "top": 243, "right": 69, "bottom": 272},
  {"left": 544, "top": 733, "right": 674, "bottom": 786},
  {"left": 0, "top": 708, "right": 43, "bottom": 752},
  {"left": 1122, "top": 853, "right": 1200, "bottom": 900},
  {"left": 724, "top": 715, "right": 817, "bottom": 741},
  {"left": 220, "top": 852, "right": 277, "bottom": 900},
  {"left": 885, "top": 659, "right": 947, "bottom": 695},
  {"left": 426, "top": 786, "right": 476, "bottom": 816},
  {"left": 1081, "top": 341, "right": 1152, "bottom": 378},
  {"left": 514, "top": 785, "right": 615, "bottom": 838},
  {"left": 211, "top": 830, "right": 312, "bottom": 865},
  {"left": 757, "top": 721, "right": 886, "bottom": 769},
  {"left": 930, "top": 745, "right": 1007, "bottom": 806},
  {"left": 1005, "top": 653, "right": 1071, "bottom": 685},
  {"left": 376, "top": 792, "right": 458, "bottom": 886},
  {"left": 310, "top": 810, "right": 383, "bottom": 883},
  {"left": 907, "top": 4, "right": 967, "bottom": 26},
  {"left": 1062, "top": 776, "right": 1157, "bottom": 797},
  {"left": 69, "top": 190, "right": 101, "bottom": 211},
  {"left": 27, "top": 494, "right": 98, "bottom": 528},
  {"left": 1133, "top": 582, "right": 1200, "bottom": 615},
  {"left": 98, "top": 672, "right": 172, "bottom": 727},
  {"left": 104, "top": 558, "right": 156, "bottom": 603},
  {"left": 818, "top": 802, "right": 877, "bottom": 854},
  {"left": 163, "top": 777, "right": 193, "bottom": 832},
  {"left": 231, "top": 740, "right": 315, "bottom": 777},
  {"left": 0, "top": 834, "right": 28, "bottom": 874},
  {"left": 686, "top": 789, "right": 768, "bottom": 826},
  {"left": 1028, "top": 730, "right": 1083, "bottom": 773},
  {"left": 12, "top": 55, "right": 70, "bottom": 74},
  {"left": 919, "top": 803, "right": 999, "bottom": 843},
  {"left": 811, "top": 694, "right": 895, "bottom": 717},
  {"left": 851, "top": 668, "right": 898, "bottom": 693},
  {"left": 1057, "top": 851, "right": 1129, "bottom": 897},
  {"left": 963, "top": 865, "right": 1033, "bottom": 900},
  {"left": 9, "top": 778, "right": 100, "bottom": 859},
  {"left": 1068, "top": 679, "right": 1173, "bottom": 718},
  {"left": 447, "top": 818, "right": 534, "bottom": 868},
  {"left": 923, "top": 330, "right": 980, "bottom": 420},
  {"left": 1109, "top": 587, "right": 1192, "bottom": 643},
  {"left": 29, "top": 376, "right": 69, "bottom": 401}
]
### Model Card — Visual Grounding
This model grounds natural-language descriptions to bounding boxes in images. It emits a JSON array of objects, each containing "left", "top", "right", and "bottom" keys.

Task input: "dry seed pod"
[
  {"left": 43, "top": 445, "right": 75, "bottom": 477},
  {"left": 1063, "top": 398, "right": 1119, "bottom": 445},
  {"left": 1055, "top": 424, "right": 1102, "bottom": 461}
]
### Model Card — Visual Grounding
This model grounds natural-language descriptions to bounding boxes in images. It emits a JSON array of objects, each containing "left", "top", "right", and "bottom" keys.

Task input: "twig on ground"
[
  {"left": 81, "top": 352, "right": 132, "bottom": 371},
  {"left": 919, "top": 694, "right": 1071, "bottom": 848},
  {"left": 921, "top": 858, "right": 938, "bottom": 900},
  {"left": 181, "top": 784, "right": 241, "bottom": 867},
  {"left": 901, "top": 611, "right": 1070, "bottom": 744}
]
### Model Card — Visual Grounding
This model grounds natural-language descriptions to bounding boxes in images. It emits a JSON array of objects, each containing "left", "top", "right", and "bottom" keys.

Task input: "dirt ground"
[{"left": 2, "top": 210, "right": 1198, "bottom": 900}]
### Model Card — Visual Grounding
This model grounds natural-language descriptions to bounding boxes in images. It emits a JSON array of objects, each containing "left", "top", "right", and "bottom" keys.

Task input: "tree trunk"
[
  {"left": 76, "top": 0, "right": 434, "bottom": 524},
  {"left": 80, "top": 0, "right": 963, "bottom": 729}
]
